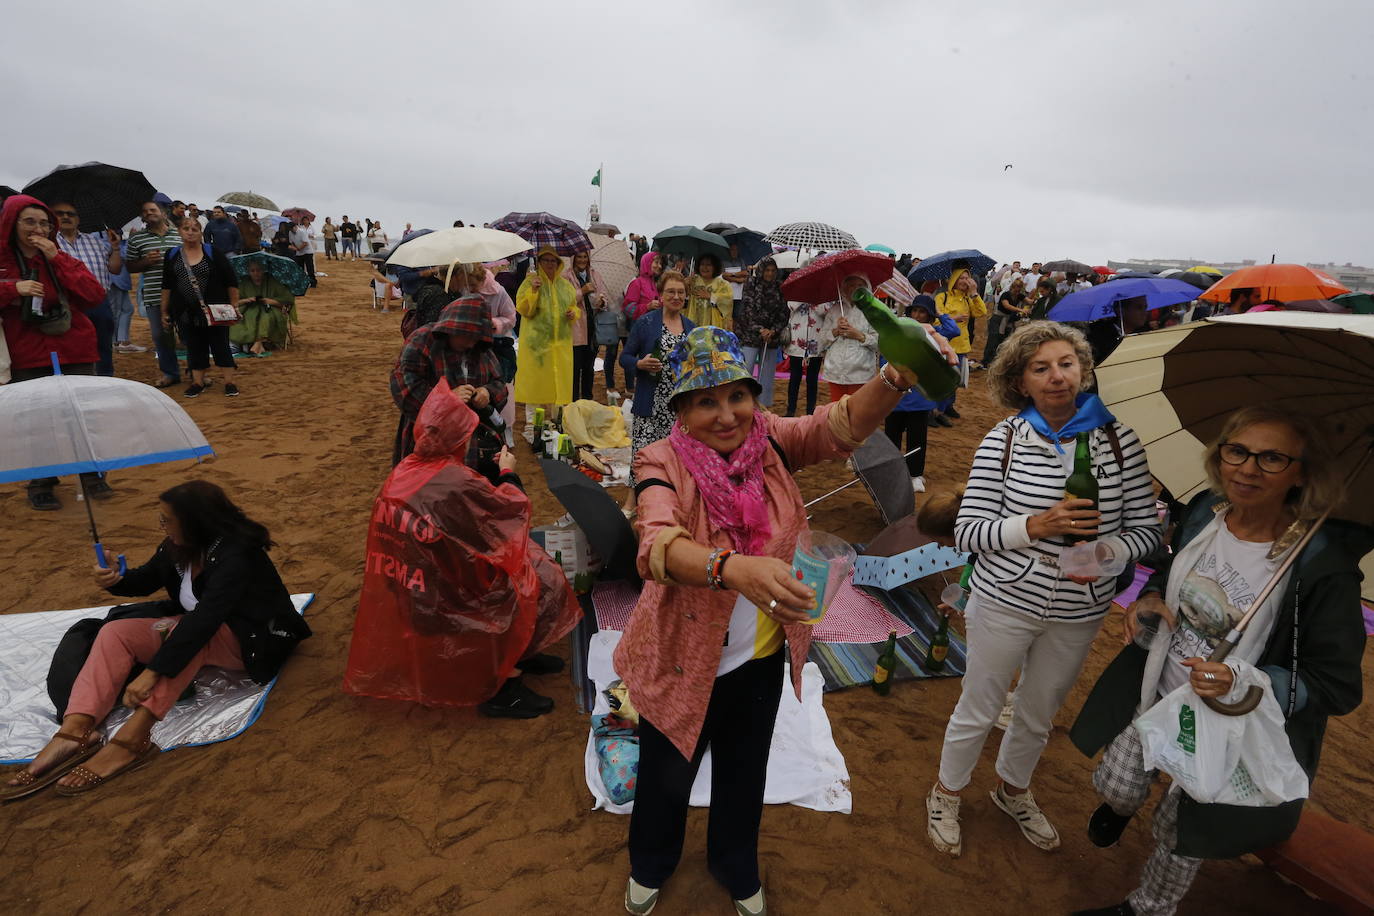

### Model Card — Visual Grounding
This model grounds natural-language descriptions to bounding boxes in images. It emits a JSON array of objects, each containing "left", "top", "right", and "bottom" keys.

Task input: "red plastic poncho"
[{"left": 343, "top": 381, "right": 581, "bottom": 706}]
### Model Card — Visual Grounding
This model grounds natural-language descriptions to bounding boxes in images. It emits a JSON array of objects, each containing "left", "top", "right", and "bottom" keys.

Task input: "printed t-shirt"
[{"left": 1158, "top": 523, "right": 1277, "bottom": 696}]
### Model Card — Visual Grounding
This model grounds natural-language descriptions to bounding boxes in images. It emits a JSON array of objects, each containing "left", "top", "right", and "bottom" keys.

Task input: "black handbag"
[{"left": 46, "top": 600, "right": 176, "bottom": 715}]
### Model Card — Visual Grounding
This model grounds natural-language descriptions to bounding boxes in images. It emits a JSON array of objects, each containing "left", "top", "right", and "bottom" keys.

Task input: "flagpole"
[{"left": 599, "top": 161, "right": 604, "bottom": 219}]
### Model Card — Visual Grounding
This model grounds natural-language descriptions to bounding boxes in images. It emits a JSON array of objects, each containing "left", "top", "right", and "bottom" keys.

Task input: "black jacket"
[
  {"left": 1071, "top": 491, "right": 1369, "bottom": 859},
  {"left": 161, "top": 245, "right": 239, "bottom": 324},
  {"left": 108, "top": 537, "right": 311, "bottom": 683}
]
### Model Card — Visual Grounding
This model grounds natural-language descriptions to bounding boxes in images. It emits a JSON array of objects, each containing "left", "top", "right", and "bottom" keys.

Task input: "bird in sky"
[{"left": 1004, "top": 164, "right": 1013, "bottom": 171}]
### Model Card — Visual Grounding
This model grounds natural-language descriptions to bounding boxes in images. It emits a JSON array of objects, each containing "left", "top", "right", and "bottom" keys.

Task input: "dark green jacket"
[{"left": 1070, "top": 491, "right": 1369, "bottom": 859}]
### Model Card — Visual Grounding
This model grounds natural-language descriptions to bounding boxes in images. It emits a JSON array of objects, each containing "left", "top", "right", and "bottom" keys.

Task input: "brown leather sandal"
[
  {"left": 1, "top": 730, "right": 102, "bottom": 803},
  {"left": 52, "top": 736, "right": 160, "bottom": 797}
]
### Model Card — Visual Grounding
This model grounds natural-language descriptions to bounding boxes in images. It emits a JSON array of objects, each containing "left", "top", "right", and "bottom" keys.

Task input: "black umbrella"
[
  {"left": 722, "top": 227, "right": 772, "bottom": 264},
  {"left": 539, "top": 459, "right": 639, "bottom": 582},
  {"left": 0, "top": 185, "right": 18, "bottom": 202},
  {"left": 1042, "top": 259, "right": 1096, "bottom": 276},
  {"left": 1160, "top": 271, "right": 1213, "bottom": 291},
  {"left": 703, "top": 221, "right": 738, "bottom": 234},
  {"left": 23, "top": 162, "right": 157, "bottom": 233},
  {"left": 853, "top": 431, "right": 915, "bottom": 526}
]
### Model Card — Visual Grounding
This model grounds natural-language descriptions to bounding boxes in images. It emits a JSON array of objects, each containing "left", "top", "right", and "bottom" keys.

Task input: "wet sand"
[{"left": 1, "top": 257, "right": 1366, "bottom": 914}]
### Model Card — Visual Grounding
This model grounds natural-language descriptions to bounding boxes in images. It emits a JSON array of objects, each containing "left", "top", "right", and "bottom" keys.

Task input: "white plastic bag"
[{"left": 1134, "top": 666, "right": 1308, "bottom": 807}]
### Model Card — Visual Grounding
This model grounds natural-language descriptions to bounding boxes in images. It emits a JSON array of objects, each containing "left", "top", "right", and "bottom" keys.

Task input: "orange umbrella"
[{"left": 1199, "top": 263, "right": 1349, "bottom": 303}]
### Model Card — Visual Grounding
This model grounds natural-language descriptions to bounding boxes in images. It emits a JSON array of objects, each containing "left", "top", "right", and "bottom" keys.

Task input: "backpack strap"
[
  {"left": 1000, "top": 421, "right": 1015, "bottom": 476},
  {"left": 1103, "top": 423, "right": 1125, "bottom": 469},
  {"left": 768, "top": 435, "right": 792, "bottom": 474}
]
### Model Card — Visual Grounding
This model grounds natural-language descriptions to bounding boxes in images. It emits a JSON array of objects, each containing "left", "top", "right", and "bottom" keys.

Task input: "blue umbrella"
[
  {"left": 1049, "top": 277, "right": 1201, "bottom": 323},
  {"left": 721, "top": 227, "right": 771, "bottom": 264},
  {"left": 907, "top": 249, "right": 996, "bottom": 286}
]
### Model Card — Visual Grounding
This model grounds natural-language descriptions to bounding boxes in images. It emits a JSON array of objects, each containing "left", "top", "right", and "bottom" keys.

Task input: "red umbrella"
[
  {"left": 1093, "top": 265, "right": 1115, "bottom": 276},
  {"left": 1199, "top": 263, "right": 1349, "bottom": 303},
  {"left": 781, "top": 249, "right": 895, "bottom": 305},
  {"left": 282, "top": 207, "right": 316, "bottom": 222}
]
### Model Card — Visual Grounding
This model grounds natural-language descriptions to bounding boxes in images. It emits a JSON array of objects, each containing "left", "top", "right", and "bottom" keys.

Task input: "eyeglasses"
[
  {"left": 157, "top": 514, "right": 173, "bottom": 528},
  {"left": 18, "top": 218, "right": 51, "bottom": 229},
  {"left": 1218, "top": 442, "right": 1302, "bottom": 474}
]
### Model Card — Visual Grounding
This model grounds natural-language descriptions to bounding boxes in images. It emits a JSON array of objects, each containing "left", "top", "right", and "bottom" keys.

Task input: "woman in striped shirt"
[{"left": 925, "top": 321, "right": 1161, "bottom": 858}]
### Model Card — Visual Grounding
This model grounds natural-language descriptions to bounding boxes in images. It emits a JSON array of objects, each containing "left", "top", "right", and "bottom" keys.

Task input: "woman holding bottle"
[
  {"left": 620, "top": 270, "right": 696, "bottom": 466},
  {"left": 924, "top": 321, "right": 1160, "bottom": 859}
]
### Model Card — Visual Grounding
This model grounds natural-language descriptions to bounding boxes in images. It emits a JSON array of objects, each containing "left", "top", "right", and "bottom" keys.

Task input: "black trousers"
[
  {"left": 785, "top": 356, "right": 823, "bottom": 416},
  {"left": 181, "top": 322, "right": 236, "bottom": 371},
  {"left": 571, "top": 344, "right": 595, "bottom": 401},
  {"left": 884, "top": 409, "right": 929, "bottom": 476},
  {"left": 628, "top": 650, "right": 784, "bottom": 899},
  {"left": 296, "top": 253, "right": 317, "bottom": 288}
]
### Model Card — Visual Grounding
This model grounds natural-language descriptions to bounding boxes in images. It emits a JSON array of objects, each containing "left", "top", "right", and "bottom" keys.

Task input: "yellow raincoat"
[
  {"left": 935, "top": 267, "right": 988, "bottom": 356},
  {"left": 514, "top": 252, "right": 581, "bottom": 405},
  {"left": 686, "top": 275, "right": 733, "bottom": 329}
]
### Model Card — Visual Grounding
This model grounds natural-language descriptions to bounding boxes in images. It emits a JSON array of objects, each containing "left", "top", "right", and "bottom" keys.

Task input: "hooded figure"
[
  {"left": 391, "top": 297, "right": 506, "bottom": 468},
  {"left": 344, "top": 381, "right": 581, "bottom": 709},
  {"left": 513, "top": 245, "right": 580, "bottom": 406},
  {"left": 934, "top": 267, "right": 988, "bottom": 357},
  {"left": 622, "top": 250, "right": 661, "bottom": 323},
  {"left": 0, "top": 194, "right": 106, "bottom": 373}
]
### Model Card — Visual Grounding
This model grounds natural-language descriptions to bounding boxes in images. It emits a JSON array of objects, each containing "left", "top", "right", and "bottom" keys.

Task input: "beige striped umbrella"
[{"left": 1096, "top": 312, "right": 1374, "bottom": 537}]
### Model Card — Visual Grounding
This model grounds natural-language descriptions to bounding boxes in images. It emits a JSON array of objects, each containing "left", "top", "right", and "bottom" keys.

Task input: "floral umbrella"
[
  {"left": 230, "top": 252, "right": 310, "bottom": 295},
  {"left": 781, "top": 249, "right": 895, "bottom": 306},
  {"left": 281, "top": 207, "right": 316, "bottom": 223}
]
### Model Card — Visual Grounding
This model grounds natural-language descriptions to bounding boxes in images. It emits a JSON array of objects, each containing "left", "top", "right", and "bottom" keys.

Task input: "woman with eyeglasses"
[
  {"left": 1, "top": 481, "right": 311, "bottom": 801},
  {"left": 1070, "top": 406, "right": 1366, "bottom": 916}
]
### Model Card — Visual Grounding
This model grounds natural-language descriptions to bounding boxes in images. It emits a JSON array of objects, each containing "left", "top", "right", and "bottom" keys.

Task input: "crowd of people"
[{"left": 2, "top": 197, "right": 1367, "bottom": 916}]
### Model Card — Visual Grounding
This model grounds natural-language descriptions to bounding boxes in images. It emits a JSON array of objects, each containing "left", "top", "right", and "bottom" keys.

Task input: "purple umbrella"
[
  {"left": 490, "top": 211, "right": 592, "bottom": 256},
  {"left": 282, "top": 207, "right": 316, "bottom": 222}
]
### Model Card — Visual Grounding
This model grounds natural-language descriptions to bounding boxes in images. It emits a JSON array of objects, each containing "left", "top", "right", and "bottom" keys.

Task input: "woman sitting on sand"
[
  {"left": 617, "top": 326, "right": 919, "bottom": 915},
  {"left": 230, "top": 256, "right": 297, "bottom": 355},
  {"left": 2, "top": 481, "right": 311, "bottom": 800}
]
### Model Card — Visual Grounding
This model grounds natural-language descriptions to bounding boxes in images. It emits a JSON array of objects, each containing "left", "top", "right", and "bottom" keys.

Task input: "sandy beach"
[{"left": 1, "top": 257, "right": 1367, "bottom": 915}]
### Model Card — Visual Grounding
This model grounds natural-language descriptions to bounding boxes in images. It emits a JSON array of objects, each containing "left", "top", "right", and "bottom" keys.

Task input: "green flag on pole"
[{"left": 591, "top": 168, "right": 601, "bottom": 187}]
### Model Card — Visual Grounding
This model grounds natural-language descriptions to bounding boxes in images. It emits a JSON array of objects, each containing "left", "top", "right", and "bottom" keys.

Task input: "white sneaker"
[
  {"left": 926, "top": 784, "right": 962, "bottom": 856},
  {"left": 734, "top": 888, "right": 766, "bottom": 915},
  {"left": 991, "top": 784, "right": 1060, "bottom": 850},
  {"left": 116, "top": 342, "right": 147, "bottom": 353},
  {"left": 911, "top": 475, "right": 926, "bottom": 493},
  {"left": 624, "top": 877, "right": 659, "bottom": 915}
]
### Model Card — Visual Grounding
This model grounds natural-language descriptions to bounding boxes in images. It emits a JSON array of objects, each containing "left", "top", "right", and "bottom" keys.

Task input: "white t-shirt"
[
  {"left": 716, "top": 593, "right": 784, "bottom": 676},
  {"left": 1158, "top": 524, "right": 1277, "bottom": 695},
  {"left": 289, "top": 227, "right": 310, "bottom": 254},
  {"left": 722, "top": 258, "right": 747, "bottom": 301},
  {"left": 179, "top": 568, "right": 199, "bottom": 611}
]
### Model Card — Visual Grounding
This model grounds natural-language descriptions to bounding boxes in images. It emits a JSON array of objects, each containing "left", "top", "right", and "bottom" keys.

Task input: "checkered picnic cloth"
[
  {"left": 589, "top": 572, "right": 910, "bottom": 644},
  {"left": 489, "top": 212, "right": 592, "bottom": 256}
]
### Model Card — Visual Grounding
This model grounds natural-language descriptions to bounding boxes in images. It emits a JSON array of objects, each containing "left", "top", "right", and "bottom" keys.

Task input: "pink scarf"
[{"left": 669, "top": 409, "right": 772, "bottom": 556}]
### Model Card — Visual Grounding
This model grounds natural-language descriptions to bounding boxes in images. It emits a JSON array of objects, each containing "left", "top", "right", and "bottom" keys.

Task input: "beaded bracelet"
[{"left": 706, "top": 547, "right": 735, "bottom": 590}]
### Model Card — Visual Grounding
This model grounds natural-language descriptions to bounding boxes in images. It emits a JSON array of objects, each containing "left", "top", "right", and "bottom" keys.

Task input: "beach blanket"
[
  {"left": 0, "top": 594, "right": 313, "bottom": 764},
  {"left": 590, "top": 573, "right": 910, "bottom": 644},
  {"left": 584, "top": 630, "right": 851, "bottom": 814},
  {"left": 808, "top": 584, "right": 966, "bottom": 691}
]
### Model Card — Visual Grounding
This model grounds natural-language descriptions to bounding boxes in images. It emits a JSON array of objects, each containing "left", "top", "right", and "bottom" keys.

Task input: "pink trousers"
[{"left": 65, "top": 617, "right": 244, "bottom": 721}]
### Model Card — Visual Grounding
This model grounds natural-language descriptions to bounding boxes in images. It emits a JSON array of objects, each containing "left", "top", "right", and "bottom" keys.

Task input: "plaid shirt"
[
  {"left": 55, "top": 231, "right": 112, "bottom": 293},
  {"left": 392, "top": 327, "right": 506, "bottom": 418}
]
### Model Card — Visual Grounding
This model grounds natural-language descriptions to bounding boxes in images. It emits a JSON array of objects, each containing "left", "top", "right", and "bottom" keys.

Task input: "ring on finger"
[
  {"left": 767, "top": 598, "right": 779, "bottom": 613},
  {"left": 1202, "top": 672, "right": 1216, "bottom": 682},
  {"left": 1069, "top": 520, "right": 1076, "bottom": 528}
]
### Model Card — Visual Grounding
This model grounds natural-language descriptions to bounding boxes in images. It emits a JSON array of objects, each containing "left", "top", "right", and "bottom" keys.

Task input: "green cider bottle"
[
  {"left": 850, "top": 287, "right": 960, "bottom": 403},
  {"left": 872, "top": 630, "right": 898, "bottom": 696},
  {"left": 1063, "top": 431, "right": 1098, "bottom": 545},
  {"left": 927, "top": 613, "right": 951, "bottom": 673}
]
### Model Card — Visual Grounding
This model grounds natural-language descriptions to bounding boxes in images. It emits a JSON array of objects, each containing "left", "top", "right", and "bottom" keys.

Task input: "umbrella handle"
[
  {"left": 1200, "top": 630, "right": 1263, "bottom": 716},
  {"left": 92, "top": 543, "right": 128, "bottom": 576}
]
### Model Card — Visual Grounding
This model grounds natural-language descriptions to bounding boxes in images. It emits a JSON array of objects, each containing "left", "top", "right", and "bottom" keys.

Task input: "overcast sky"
[{"left": 6, "top": 0, "right": 1372, "bottom": 266}]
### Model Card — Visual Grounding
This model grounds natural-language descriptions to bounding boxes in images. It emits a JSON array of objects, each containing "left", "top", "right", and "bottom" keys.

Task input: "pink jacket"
[
  {"left": 564, "top": 265, "right": 608, "bottom": 347},
  {"left": 612, "top": 402, "right": 862, "bottom": 759}
]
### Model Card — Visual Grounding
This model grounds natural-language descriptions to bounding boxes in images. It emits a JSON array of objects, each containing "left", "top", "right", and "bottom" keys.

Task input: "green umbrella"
[
  {"left": 864, "top": 243, "right": 896, "bottom": 255},
  {"left": 1333, "top": 292, "right": 1374, "bottom": 315},
  {"left": 652, "top": 225, "right": 729, "bottom": 261},
  {"left": 217, "top": 191, "right": 279, "bottom": 211},
  {"left": 230, "top": 252, "right": 309, "bottom": 295}
]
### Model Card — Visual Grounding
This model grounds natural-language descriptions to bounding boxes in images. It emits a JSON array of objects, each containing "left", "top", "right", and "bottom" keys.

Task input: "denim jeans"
[
  {"left": 109, "top": 287, "right": 135, "bottom": 342},
  {"left": 740, "top": 345, "right": 779, "bottom": 411},
  {"left": 142, "top": 299, "right": 181, "bottom": 380},
  {"left": 89, "top": 295, "right": 116, "bottom": 377}
]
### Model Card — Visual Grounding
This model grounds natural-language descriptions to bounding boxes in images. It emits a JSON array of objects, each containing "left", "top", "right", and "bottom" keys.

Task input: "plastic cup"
[
  {"left": 1060, "top": 541, "right": 1128, "bottom": 579},
  {"left": 940, "top": 583, "right": 969, "bottom": 612},
  {"left": 791, "top": 530, "right": 856, "bottom": 625}
]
